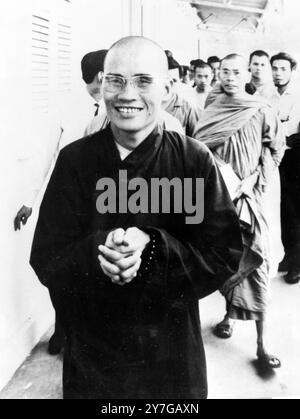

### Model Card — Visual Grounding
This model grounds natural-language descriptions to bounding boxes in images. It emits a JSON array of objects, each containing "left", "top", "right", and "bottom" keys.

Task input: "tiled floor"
[{"left": 1, "top": 273, "right": 299, "bottom": 399}]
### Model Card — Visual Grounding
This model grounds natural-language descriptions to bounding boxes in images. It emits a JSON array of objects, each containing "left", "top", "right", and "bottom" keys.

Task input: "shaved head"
[
  {"left": 221, "top": 54, "right": 248, "bottom": 70},
  {"left": 104, "top": 36, "right": 169, "bottom": 77}
]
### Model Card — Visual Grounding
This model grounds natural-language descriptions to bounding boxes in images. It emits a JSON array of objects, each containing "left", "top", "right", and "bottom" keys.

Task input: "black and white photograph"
[{"left": 0, "top": 0, "right": 299, "bottom": 401}]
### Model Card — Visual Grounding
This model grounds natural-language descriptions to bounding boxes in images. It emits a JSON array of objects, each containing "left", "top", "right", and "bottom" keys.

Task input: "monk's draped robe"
[
  {"left": 194, "top": 94, "right": 285, "bottom": 320},
  {"left": 205, "top": 84, "right": 284, "bottom": 276},
  {"left": 30, "top": 125, "right": 242, "bottom": 399}
]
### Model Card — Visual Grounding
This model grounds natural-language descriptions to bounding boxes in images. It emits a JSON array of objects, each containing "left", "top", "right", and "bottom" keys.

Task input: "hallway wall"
[
  {"left": 140, "top": 0, "right": 200, "bottom": 64},
  {"left": 0, "top": 0, "right": 131, "bottom": 391}
]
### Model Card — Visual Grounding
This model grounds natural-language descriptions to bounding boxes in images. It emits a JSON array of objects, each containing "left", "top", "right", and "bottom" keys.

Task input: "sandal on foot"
[
  {"left": 257, "top": 354, "right": 281, "bottom": 369},
  {"left": 214, "top": 323, "right": 234, "bottom": 339}
]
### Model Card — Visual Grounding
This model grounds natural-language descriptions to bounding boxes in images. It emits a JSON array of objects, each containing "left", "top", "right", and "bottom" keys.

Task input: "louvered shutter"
[{"left": 31, "top": 14, "right": 50, "bottom": 111}]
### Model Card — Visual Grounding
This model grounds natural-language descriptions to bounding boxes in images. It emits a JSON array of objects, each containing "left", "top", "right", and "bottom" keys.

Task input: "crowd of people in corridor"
[{"left": 14, "top": 35, "right": 300, "bottom": 399}]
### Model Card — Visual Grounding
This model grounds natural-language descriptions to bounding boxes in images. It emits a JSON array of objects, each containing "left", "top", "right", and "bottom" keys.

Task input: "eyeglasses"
[{"left": 102, "top": 74, "right": 161, "bottom": 93}]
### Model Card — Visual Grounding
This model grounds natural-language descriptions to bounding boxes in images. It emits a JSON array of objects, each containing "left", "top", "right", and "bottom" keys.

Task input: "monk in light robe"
[
  {"left": 30, "top": 38, "right": 243, "bottom": 399},
  {"left": 195, "top": 54, "right": 285, "bottom": 369},
  {"left": 205, "top": 52, "right": 283, "bottom": 277}
]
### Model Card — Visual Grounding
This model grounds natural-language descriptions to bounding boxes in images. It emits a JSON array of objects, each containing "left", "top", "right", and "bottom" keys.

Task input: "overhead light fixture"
[
  {"left": 226, "top": 17, "right": 246, "bottom": 33},
  {"left": 202, "top": 12, "right": 215, "bottom": 24},
  {"left": 223, "top": 0, "right": 233, "bottom": 5}
]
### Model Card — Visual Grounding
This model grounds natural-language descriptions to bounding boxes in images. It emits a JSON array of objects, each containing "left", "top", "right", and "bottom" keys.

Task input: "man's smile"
[{"left": 115, "top": 106, "right": 144, "bottom": 115}]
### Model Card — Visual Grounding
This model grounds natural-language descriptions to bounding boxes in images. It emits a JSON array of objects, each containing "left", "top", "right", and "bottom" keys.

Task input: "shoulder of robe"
[
  {"left": 163, "top": 130, "right": 215, "bottom": 171},
  {"left": 258, "top": 102, "right": 279, "bottom": 120},
  {"left": 59, "top": 128, "right": 108, "bottom": 162}
]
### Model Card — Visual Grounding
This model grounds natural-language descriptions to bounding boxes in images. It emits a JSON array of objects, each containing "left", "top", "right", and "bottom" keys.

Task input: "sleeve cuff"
[
  {"left": 23, "top": 190, "right": 40, "bottom": 208},
  {"left": 139, "top": 229, "right": 160, "bottom": 276}
]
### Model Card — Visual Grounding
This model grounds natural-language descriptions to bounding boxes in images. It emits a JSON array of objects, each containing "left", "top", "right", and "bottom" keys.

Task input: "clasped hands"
[{"left": 98, "top": 227, "right": 150, "bottom": 286}]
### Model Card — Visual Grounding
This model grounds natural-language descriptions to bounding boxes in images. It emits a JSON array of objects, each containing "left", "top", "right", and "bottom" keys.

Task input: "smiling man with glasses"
[
  {"left": 101, "top": 43, "right": 174, "bottom": 148},
  {"left": 31, "top": 36, "right": 243, "bottom": 400},
  {"left": 85, "top": 73, "right": 185, "bottom": 136}
]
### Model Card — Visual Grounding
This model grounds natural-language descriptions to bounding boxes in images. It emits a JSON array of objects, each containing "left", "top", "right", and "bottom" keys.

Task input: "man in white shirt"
[
  {"left": 245, "top": 51, "right": 283, "bottom": 276},
  {"left": 14, "top": 50, "right": 108, "bottom": 231},
  {"left": 271, "top": 52, "right": 300, "bottom": 284},
  {"left": 207, "top": 56, "right": 221, "bottom": 87},
  {"left": 272, "top": 53, "right": 300, "bottom": 137},
  {"left": 246, "top": 50, "right": 279, "bottom": 108},
  {"left": 14, "top": 49, "right": 108, "bottom": 356},
  {"left": 194, "top": 60, "right": 213, "bottom": 110}
]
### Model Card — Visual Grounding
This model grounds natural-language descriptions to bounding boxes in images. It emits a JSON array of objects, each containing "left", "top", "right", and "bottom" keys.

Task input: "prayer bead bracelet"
[{"left": 140, "top": 230, "right": 159, "bottom": 275}]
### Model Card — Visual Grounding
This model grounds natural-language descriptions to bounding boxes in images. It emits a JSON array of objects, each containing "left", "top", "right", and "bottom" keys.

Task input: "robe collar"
[{"left": 104, "top": 123, "right": 164, "bottom": 173}]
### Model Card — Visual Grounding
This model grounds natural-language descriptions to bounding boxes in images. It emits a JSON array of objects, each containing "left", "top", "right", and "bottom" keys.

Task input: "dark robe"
[
  {"left": 280, "top": 136, "right": 300, "bottom": 273},
  {"left": 30, "top": 125, "right": 242, "bottom": 400}
]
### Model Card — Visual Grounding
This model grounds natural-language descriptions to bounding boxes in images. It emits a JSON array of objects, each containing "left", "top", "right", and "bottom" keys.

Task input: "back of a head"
[
  {"left": 207, "top": 56, "right": 220, "bottom": 65},
  {"left": 271, "top": 52, "right": 298, "bottom": 70},
  {"left": 168, "top": 56, "right": 181, "bottom": 71},
  {"left": 81, "top": 50, "right": 108, "bottom": 84}
]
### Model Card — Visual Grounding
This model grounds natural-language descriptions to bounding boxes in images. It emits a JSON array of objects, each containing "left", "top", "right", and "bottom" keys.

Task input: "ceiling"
[{"left": 186, "top": 0, "right": 270, "bottom": 33}]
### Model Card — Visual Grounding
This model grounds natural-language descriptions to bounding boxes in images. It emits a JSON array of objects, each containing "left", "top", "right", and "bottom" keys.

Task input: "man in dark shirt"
[
  {"left": 272, "top": 52, "right": 300, "bottom": 284},
  {"left": 30, "top": 36, "right": 242, "bottom": 399}
]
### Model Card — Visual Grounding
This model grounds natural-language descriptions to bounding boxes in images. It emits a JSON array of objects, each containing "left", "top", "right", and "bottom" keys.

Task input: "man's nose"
[{"left": 118, "top": 80, "right": 139, "bottom": 99}]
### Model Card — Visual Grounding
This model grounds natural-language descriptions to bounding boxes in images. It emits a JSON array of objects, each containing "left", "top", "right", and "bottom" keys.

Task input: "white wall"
[
  {"left": 0, "top": 0, "right": 55, "bottom": 391},
  {"left": 141, "top": 0, "right": 200, "bottom": 64},
  {"left": 0, "top": 0, "right": 131, "bottom": 392}
]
